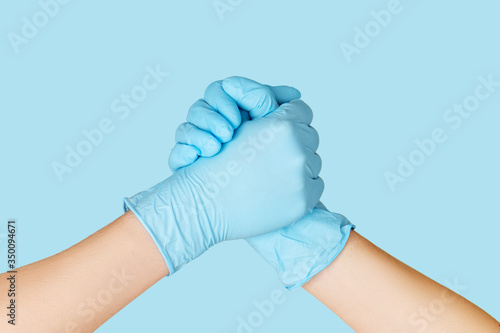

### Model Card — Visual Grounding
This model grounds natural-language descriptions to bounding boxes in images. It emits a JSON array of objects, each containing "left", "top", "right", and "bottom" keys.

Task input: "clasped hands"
[{"left": 125, "top": 77, "right": 354, "bottom": 290}]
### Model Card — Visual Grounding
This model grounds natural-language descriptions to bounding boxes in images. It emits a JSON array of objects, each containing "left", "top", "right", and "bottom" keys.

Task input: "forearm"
[
  {"left": 0, "top": 211, "right": 168, "bottom": 332},
  {"left": 303, "top": 231, "right": 500, "bottom": 332}
]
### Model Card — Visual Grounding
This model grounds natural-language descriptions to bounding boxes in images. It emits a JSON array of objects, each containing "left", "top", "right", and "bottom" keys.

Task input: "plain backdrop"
[{"left": 1, "top": 1, "right": 499, "bottom": 332}]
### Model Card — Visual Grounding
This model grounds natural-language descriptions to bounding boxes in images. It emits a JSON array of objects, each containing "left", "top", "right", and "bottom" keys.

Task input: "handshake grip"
[
  {"left": 125, "top": 76, "right": 354, "bottom": 289},
  {"left": 124, "top": 98, "right": 325, "bottom": 275}
]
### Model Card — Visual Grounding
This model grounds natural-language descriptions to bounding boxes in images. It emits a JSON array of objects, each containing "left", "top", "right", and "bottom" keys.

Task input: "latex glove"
[
  {"left": 169, "top": 77, "right": 302, "bottom": 171},
  {"left": 246, "top": 202, "right": 354, "bottom": 289},
  {"left": 169, "top": 76, "right": 354, "bottom": 289},
  {"left": 125, "top": 81, "right": 323, "bottom": 275}
]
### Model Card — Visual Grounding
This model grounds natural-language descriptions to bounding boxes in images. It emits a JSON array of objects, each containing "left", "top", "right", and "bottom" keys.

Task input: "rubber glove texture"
[
  {"left": 125, "top": 79, "right": 323, "bottom": 275},
  {"left": 168, "top": 77, "right": 354, "bottom": 288},
  {"left": 169, "top": 77, "right": 302, "bottom": 171}
]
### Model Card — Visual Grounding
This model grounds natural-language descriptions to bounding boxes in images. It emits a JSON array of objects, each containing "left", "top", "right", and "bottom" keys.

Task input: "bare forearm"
[
  {"left": 303, "top": 231, "right": 500, "bottom": 332},
  {"left": 0, "top": 211, "right": 168, "bottom": 332}
]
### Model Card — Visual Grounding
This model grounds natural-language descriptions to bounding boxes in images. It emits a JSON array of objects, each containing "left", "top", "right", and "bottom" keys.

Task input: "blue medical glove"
[
  {"left": 246, "top": 202, "right": 354, "bottom": 289},
  {"left": 169, "top": 77, "right": 302, "bottom": 171},
  {"left": 169, "top": 76, "right": 354, "bottom": 289},
  {"left": 125, "top": 92, "right": 323, "bottom": 275}
]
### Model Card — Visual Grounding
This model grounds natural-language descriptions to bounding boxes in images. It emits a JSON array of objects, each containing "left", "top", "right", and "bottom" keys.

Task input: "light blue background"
[{"left": 1, "top": 0, "right": 499, "bottom": 332}]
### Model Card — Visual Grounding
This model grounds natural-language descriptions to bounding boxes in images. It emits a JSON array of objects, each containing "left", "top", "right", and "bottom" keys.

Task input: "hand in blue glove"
[
  {"left": 169, "top": 78, "right": 304, "bottom": 171},
  {"left": 125, "top": 78, "right": 324, "bottom": 275},
  {"left": 169, "top": 76, "right": 354, "bottom": 289}
]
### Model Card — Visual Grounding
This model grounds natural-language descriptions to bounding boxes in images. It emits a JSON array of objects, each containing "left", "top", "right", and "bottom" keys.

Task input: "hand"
[
  {"left": 169, "top": 77, "right": 354, "bottom": 288},
  {"left": 169, "top": 77, "right": 304, "bottom": 171},
  {"left": 125, "top": 77, "right": 324, "bottom": 274}
]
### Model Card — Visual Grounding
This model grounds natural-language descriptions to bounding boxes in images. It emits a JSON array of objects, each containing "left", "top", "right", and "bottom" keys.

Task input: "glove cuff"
[
  {"left": 282, "top": 216, "right": 354, "bottom": 290},
  {"left": 124, "top": 171, "right": 217, "bottom": 275},
  {"left": 247, "top": 208, "right": 354, "bottom": 290}
]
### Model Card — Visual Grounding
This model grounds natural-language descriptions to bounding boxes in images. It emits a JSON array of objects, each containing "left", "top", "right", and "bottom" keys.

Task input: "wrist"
[
  {"left": 124, "top": 171, "right": 217, "bottom": 275},
  {"left": 247, "top": 208, "right": 355, "bottom": 290}
]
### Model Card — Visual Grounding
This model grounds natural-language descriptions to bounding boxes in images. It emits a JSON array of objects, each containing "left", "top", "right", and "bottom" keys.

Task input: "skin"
[
  {"left": 304, "top": 231, "right": 500, "bottom": 332},
  {"left": 1, "top": 213, "right": 498, "bottom": 332},
  {"left": 0, "top": 211, "right": 168, "bottom": 333},
  {"left": 3, "top": 79, "right": 497, "bottom": 331}
]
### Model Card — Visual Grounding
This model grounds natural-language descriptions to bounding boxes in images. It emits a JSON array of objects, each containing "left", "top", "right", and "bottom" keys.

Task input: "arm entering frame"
[
  {"left": 303, "top": 231, "right": 500, "bottom": 333},
  {"left": 0, "top": 211, "right": 168, "bottom": 333}
]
